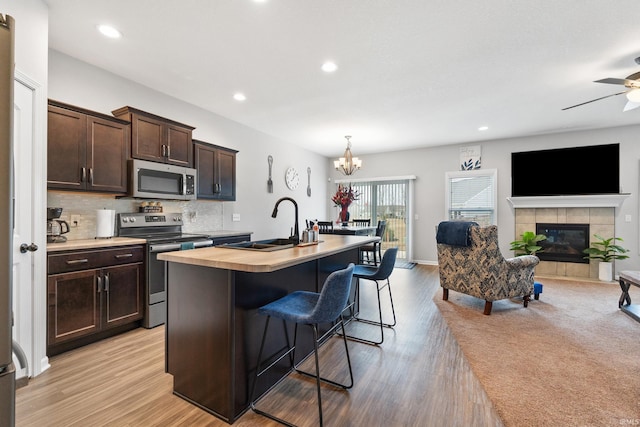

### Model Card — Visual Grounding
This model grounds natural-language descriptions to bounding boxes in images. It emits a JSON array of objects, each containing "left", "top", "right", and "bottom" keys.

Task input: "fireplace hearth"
[{"left": 536, "top": 223, "right": 589, "bottom": 264}]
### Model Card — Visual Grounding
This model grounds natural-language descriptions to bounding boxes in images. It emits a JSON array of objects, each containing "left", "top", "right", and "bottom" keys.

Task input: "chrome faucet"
[{"left": 271, "top": 197, "right": 300, "bottom": 244}]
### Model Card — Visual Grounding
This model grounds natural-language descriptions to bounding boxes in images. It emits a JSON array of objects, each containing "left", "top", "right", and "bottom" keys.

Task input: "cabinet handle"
[
  {"left": 104, "top": 273, "right": 110, "bottom": 292},
  {"left": 89, "top": 168, "right": 94, "bottom": 184},
  {"left": 166, "top": 145, "right": 170, "bottom": 158},
  {"left": 66, "top": 259, "right": 89, "bottom": 265},
  {"left": 115, "top": 253, "right": 133, "bottom": 259},
  {"left": 161, "top": 144, "right": 167, "bottom": 157},
  {"left": 81, "top": 167, "right": 87, "bottom": 182},
  {"left": 97, "top": 276, "right": 102, "bottom": 293},
  {"left": 214, "top": 183, "right": 220, "bottom": 193}
]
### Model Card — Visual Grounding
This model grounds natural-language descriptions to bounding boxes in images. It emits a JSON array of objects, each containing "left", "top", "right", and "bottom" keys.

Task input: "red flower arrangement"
[
  {"left": 332, "top": 184, "right": 360, "bottom": 223},
  {"left": 331, "top": 184, "right": 360, "bottom": 207}
]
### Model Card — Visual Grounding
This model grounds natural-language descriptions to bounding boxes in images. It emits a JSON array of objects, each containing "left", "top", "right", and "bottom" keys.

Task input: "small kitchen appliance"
[{"left": 47, "top": 207, "right": 70, "bottom": 243}]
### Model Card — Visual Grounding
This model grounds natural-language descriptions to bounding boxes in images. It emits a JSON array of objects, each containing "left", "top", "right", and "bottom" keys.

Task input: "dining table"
[{"left": 322, "top": 224, "right": 377, "bottom": 236}]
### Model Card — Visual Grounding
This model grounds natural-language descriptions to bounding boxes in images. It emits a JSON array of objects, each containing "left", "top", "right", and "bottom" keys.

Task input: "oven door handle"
[
  {"left": 193, "top": 239, "right": 214, "bottom": 248},
  {"left": 149, "top": 239, "right": 213, "bottom": 253}
]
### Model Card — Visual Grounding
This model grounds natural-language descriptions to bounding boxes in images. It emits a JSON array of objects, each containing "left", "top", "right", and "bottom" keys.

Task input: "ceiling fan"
[{"left": 563, "top": 58, "right": 640, "bottom": 112}]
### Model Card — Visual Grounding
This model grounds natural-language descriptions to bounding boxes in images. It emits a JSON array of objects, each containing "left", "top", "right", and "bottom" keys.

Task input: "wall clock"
[{"left": 285, "top": 167, "right": 300, "bottom": 190}]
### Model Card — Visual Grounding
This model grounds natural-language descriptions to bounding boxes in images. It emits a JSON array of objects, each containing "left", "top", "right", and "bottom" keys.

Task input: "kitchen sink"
[{"left": 220, "top": 238, "right": 295, "bottom": 251}]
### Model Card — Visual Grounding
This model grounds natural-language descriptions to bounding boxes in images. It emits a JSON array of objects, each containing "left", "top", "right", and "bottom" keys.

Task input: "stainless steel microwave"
[{"left": 129, "top": 159, "right": 196, "bottom": 200}]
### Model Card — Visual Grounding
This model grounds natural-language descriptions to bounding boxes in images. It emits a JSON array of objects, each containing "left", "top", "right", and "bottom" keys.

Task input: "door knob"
[{"left": 20, "top": 243, "right": 38, "bottom": 253}]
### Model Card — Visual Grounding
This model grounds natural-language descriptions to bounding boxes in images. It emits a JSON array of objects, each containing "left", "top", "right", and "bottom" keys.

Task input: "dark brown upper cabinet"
[
  {"left": 47, "top": 100, "right": 130, "bottom": 193},
  {"left": 193, "top": 139, "right": 238, "bottom": 201},
  {"left": 112, "top": 106, "right": 195, "bottom": 168}
]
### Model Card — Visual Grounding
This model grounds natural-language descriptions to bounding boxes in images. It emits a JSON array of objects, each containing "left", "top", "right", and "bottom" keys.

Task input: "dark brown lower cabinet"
[{"left": 47, "top": 245, "right": 144, "bottom": 355}]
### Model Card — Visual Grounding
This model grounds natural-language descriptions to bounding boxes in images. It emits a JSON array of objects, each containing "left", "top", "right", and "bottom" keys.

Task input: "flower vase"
[{"left": 340, "top": 205, "right": 350, "bottom": 226}]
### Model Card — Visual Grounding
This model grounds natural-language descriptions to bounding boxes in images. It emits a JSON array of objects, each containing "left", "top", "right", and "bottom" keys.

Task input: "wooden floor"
[{"left": 16, "top": 265, "right": 504, "bottom": 427}]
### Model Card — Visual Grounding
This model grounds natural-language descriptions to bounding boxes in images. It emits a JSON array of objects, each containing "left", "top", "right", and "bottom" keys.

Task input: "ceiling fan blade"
[
  {"left": 595, "top": 77, "right": 631, "bottom": 85},
  {"left": 562, "top": 90, "right": 628, "bottom": 110},
  {"left": 595, "top": 77, "right": 640, "bottom": 88},
  {"left": 623, "top": 101, "right": 640, "bottom": 112}
]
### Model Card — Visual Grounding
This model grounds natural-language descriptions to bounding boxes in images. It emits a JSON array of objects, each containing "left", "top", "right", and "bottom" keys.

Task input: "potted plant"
[
  {"left": 510, "top": 231, "right": 547, "bottom": 256},
  {"left": 583, "top": 234, "right": 629, "bottom": 281}
]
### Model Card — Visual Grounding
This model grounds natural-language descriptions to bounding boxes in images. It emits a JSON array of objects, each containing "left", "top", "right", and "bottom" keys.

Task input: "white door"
[{"left": 12, "top": 77, "right": 35, "bottom": 379}]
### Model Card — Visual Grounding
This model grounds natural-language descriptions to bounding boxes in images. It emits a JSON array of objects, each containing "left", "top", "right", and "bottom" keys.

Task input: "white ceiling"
[{"left": 44, "top": 0, "right": 640, "bottom": 157}]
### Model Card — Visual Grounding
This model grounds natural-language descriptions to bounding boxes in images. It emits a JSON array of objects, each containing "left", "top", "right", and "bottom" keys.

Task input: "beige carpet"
[{"left": 433, "top": 277, "right": 640, "bottom": 426}]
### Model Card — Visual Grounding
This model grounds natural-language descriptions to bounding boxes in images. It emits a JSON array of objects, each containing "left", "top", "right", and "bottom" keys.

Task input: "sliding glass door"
[{"left": 347, "top": 179, "right": 410, "bottom": 261}]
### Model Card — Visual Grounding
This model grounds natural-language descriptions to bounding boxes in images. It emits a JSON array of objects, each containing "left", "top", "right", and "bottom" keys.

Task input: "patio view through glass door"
[{"left": 345, "top": 179, "right": 410, "bottom": 262}]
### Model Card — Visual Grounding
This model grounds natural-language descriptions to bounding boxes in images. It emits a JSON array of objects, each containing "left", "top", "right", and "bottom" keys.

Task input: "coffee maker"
[{"left": 47, "top": 207, "right": 70, "bottom": 243}]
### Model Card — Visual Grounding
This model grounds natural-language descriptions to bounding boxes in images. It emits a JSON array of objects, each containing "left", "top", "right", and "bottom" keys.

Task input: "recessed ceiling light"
[
  {"left": 97, "top": 24, "right": 122, "bottom": 39},
  {"left": 233, "top": 93, "right": 246, "bottom": 101},
  {"left": 478, "top": 126, "right": 489, "bottom": 131},
  {"left": 322, "top": 62, "right": 338, "bottom": 73}
]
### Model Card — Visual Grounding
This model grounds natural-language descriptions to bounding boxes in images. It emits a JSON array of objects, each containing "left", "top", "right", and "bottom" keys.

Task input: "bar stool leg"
[
  {"left": 251, "top": 316, "right": 354, "bottom": 426},
  {"left": 342, "top": 277, "right": 396, "bottom": 345}
]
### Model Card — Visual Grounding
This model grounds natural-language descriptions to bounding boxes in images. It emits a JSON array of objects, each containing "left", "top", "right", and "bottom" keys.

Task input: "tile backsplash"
[{"left": 48, "top": 191, "right": 223, "bottom": 240}]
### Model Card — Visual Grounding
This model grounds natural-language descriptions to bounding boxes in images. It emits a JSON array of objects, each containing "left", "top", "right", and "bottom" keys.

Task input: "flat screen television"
[{"left": 511, "top": 143, "right": 620, "bottom": 197}]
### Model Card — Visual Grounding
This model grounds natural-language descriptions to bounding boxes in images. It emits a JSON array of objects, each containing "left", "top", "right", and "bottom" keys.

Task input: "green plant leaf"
[{"left": 583, "top": 234, "right": 629, "bottom": 262}]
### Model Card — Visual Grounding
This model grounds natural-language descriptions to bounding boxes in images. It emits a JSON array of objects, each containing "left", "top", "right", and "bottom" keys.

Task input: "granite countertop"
[
  {"left": 46, "top": 237, "right": 147, "bottom": 252},
  {"left": 157, "top": 234, "right": 376, "bottom": 273}
]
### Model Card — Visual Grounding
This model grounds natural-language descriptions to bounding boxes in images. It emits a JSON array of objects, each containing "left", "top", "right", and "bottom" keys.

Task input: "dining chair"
[
  {"left": 317, "top": 221, "right": 334, "bottom": 234},
  {"left": 343, "top": 247, "right": 398, "bottom": 345},
  {"left": 352, "top": 218, "right": 371, "bottom": 227},
  {"left": 360, "top": 220, "right": 386, "bottom": 265},
  {"left": 249, "top": 264, "right": 355, "bottom": 426}
]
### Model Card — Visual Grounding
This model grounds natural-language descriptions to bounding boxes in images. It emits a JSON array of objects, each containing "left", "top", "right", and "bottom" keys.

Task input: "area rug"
[
  {"left": 394, "top": 261, "right": 416, "bottom": 269},
  {"left": 433, "top": 277, "right": 640, "bottom": 426}
]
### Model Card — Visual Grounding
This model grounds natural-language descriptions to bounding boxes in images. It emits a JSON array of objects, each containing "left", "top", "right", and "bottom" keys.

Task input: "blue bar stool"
[
  {"left": 345, "top": 247, "right": 398, "bottom": 345},
  {"left": 249, "top": 264, "right": 355, "bottom": 427}
]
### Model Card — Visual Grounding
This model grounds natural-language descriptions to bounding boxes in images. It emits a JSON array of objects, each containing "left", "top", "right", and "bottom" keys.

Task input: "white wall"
[
  {"left": 48, "top": 50, "right": 330, "bottom": 241},
  {"left": 329, "top": 124, "right": 640, "bottom": 274},
  {"left": 4, "top": 0, "right": 50, "bottom": 376},
  {"left": 4, "top": 0, "right": 48, "bottom": 85}
]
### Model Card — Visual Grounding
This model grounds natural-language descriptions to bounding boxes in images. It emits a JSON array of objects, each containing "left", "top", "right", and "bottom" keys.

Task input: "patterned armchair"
[{"left": 436, "top": 221, "right": 539, "bottom": 315}]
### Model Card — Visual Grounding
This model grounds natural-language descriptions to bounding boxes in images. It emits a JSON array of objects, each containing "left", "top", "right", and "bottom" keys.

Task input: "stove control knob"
[
  {"left": 130, "top": 217, "right": 136, "bottom": 223},
  {"left": 122, "top": 217, "right": 128, "bottom": 223}
]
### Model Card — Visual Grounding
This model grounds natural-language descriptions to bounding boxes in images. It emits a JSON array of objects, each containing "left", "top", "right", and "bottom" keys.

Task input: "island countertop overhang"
[{"left": 157, "top": 234, "right": 377, "bottom": 273}]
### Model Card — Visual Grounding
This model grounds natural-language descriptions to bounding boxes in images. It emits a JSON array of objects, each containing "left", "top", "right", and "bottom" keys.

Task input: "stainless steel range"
[{"left": 117, "top": 212, "right": 213, "bottom": 328}]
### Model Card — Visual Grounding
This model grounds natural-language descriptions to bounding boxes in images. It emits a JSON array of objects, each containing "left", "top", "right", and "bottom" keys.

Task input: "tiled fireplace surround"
[{"left": 514, "top": 207, "right": 615, "bottom": 280}]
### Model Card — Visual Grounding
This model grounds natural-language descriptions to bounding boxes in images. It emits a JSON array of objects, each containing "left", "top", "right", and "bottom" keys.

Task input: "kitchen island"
[{"left": 158, "top": 234, "right": 377, "bottom": 423}]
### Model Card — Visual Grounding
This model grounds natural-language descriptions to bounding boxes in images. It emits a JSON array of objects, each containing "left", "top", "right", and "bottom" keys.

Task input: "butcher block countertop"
[
  {"left": 157, "top": 234, "right": 376, "bottom": 273},
  {"left": 47, "top": 237, "right": 147, "bottom": 252}
]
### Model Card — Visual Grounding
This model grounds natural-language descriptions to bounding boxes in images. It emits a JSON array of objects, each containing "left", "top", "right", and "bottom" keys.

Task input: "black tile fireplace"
[{"left": 536, "top": 223, "right": 590, "bottom": 264}]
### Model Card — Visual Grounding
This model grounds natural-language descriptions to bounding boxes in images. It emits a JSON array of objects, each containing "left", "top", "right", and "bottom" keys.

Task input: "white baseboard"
[{"left": 413, "top": 259, "right": 438, "bottom": 266}]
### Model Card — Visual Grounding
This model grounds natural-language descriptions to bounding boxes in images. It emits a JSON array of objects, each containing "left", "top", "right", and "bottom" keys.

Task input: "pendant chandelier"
[{"left": 334, "top": 135, "right": 362, "bottom": 176}]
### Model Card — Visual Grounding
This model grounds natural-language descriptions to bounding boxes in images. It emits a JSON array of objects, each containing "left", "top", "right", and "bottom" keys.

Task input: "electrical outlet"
[
  {"left": 232, "top": 213, "right": 241, "bottom": 222},
  {"left": 70, "top": 215, "right": 80, "bottom": 227}
]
